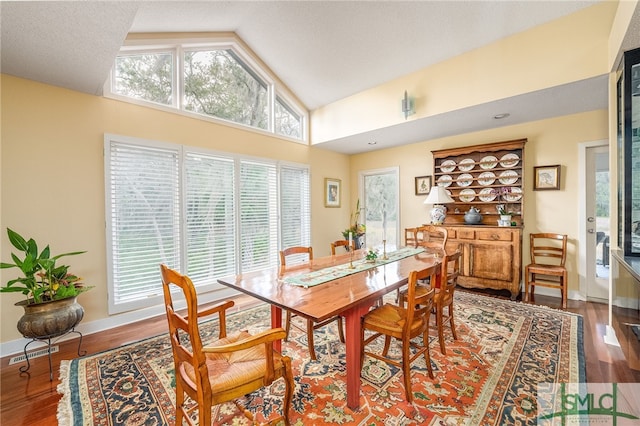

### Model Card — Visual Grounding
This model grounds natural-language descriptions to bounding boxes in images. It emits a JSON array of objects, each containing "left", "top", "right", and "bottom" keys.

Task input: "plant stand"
[{"left": 20, "top": 328, "right": 85, "bottom": 381}]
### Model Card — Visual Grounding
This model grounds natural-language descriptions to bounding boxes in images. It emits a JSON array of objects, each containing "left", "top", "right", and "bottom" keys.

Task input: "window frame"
[
  {"left": 104, "top": 133, "right": 311, "bottom": 314},
  {"left": 104, "top": 34, "right": 308, "bottom": 144}
]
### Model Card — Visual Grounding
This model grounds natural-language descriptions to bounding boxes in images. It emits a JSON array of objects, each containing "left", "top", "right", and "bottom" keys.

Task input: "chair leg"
[
  {"left": 336, "top": 316, "right": 345, "bottom": 343},
  {"left": 437, "top": 304, "right": 446, "bottom": 355},
  {"left": 281, "top": 357, "right": 294, "bottom": 426},
  {"left": 449, "top": 304, "right": 458, "bottom": 341},
  {"left": 175, "top": 383, "right": 185, "bottom": 426},
  {"left": 561, "top": 272, "right": 568, "bottom": 309},
  {"left": 524, "top": 269, "right": 531, "bottom": 302},
  {"left": 382, "top": 335, "right": 392, "bottom": 356},
  {"left": 306, "top": 319, "right": 317, "bottom": 361},
  {"left": 401, "top": 339, "right": 413, "bottom": 403},
  {"left": 284, "top": 310, "right": 292, "bottom": 341},
  {"left": 422, "top": 329, "right": 434, "bottom": 379}
]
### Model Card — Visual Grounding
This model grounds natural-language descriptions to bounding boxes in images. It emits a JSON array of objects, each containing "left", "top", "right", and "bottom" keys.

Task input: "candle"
[
  {"left": 349, "top": 231, "right": 352, "bottom": 248},
  {"left": 382, "top": 210, "right": 387, "bottom": 241}
]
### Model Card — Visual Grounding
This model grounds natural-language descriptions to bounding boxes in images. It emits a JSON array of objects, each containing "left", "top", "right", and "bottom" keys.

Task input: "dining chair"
[
  {"left": 280, "top": 246, "right": 345, "bottom": 360},
  {"left": 160, "top": 264, "right": 294, "bottom": 426},
  {"left": 525, "top": 233, "right": 568, "bottom": 308},
  {"left": 398, "top": 250, "right": 462, "bottom": 354},
  {"left": 404, "top": 227, "right": 419, "bottom": 247},
  {"left": 416, "top": 225, "right": 448, "bottom": 257},
  {"left": 360, "top": 263, "right": 438, "bottom": 402},
  {"left": 330, "top": 239, "right": 354, "bottom": 255}
]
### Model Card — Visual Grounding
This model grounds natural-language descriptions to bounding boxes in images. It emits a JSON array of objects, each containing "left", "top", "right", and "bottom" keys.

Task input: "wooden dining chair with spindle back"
[{"left": 330, "top": 239, "right": 354, "bottom": 255}]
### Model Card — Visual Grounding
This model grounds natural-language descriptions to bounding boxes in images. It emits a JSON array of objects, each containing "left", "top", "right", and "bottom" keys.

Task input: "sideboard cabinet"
[
  {"left": 432, "top": 139, "right": 526, "bottom": 226},
  {"left": 443, "top": 225, "right": 522, "bottom": 299}
]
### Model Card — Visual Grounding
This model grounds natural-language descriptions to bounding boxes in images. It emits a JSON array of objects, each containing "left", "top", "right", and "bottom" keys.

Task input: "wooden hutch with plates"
[{"left": 432, "top": 139, "right": 525, "bottom": 299}]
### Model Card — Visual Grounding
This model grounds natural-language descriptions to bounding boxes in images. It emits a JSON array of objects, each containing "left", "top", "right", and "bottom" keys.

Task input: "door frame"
[{"left": 578, "top": 139, "right": 608, "bottom": 302}]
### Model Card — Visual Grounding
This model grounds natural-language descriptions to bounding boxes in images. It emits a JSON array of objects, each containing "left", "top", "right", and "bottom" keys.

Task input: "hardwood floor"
[{"left": 1, "top": 292, "right": 638, "bottom": 425}]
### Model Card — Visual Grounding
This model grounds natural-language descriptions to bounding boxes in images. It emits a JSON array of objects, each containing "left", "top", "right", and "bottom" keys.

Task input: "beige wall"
[
  {"left": 311, "top": 1, "right": 616, "bottom": 143},
  {"left": 349, "top": 109, "right": 608, "bottom": 300},
  {"left": 0, "top": 75, "right": 350, "bottom": 345}
]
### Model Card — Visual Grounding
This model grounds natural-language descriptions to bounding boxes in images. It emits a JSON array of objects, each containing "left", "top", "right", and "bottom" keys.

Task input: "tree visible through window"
[{"left": 113, "top": 52, "right": 173, "bottom": 106}]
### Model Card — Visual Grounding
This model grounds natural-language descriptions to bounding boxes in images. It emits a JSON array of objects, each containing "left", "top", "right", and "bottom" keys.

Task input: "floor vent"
[{"left": 9, "top": 346, "right": 59, "bottom": 365}]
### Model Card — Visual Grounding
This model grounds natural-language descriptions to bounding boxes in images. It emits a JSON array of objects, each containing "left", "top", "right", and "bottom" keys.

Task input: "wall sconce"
[{"left": 401, "top": 90, "right": 415, "bottom": 119}]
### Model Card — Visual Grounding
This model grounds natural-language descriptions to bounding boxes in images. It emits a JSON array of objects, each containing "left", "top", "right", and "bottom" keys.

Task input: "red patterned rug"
[{"left": 57, "top": 291, "right": 584, "bottom": 425}]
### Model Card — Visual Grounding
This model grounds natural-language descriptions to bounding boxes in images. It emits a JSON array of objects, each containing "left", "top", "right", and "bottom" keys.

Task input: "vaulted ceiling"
[{"left": 2, "top": 1, "right": 639, "bottom": 154}]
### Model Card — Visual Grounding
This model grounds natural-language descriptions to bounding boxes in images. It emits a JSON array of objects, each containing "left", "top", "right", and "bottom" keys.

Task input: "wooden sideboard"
[{"left": 442, "top": 224, "right": 522, "bottom": 300}]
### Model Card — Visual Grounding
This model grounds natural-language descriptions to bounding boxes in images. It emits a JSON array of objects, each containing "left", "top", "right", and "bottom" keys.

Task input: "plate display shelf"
[{"left": 432, "top": 139, "right": 526, "bottom": 226}]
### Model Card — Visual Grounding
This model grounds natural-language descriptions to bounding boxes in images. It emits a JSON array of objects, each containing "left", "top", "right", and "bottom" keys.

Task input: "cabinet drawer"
[
  {"left": 476, "top": 230, "right": 514, "bottom": 242},
  {"left": 456, "top": 229, "right": 476, "bottom": 240}
]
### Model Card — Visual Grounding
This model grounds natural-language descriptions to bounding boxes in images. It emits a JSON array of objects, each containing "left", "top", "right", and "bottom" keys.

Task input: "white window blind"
[
  {"left": 239, "top": 160, "right": 278, "bottom": 272},
  {"left": 106, "top": 141, "right": 181, "bottom": 312},
  {"left": 185, "top": 152, "right": 236, "bottom": 285},
  {"left": 280, "top": 165, "right": 311, "bottom": 259},
  {"left": 106, "top": 136, "right": 310, "bottom": 314}
]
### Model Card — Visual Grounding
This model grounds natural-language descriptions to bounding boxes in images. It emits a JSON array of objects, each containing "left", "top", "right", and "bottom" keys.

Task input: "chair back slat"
[
  {"left": 330, "top": 240, "right": 354, "bottom": 255},
  {"left": 416, "top": 225, "right": 448, "bottom": 256},
  {"left": 405, "top": 264, "right": 438, "bottom": 329},
  {"left": 530, "top": 233, "right": 567, "bottom": 266},
  {"left": 280, "top": 246, "right": 313, "bottom": 268}
]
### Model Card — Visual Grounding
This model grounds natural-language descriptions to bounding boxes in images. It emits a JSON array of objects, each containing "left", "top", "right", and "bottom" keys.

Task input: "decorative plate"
[
  {"left": 499, "top": 170, "right": 518, "bottom": 185},
  {"left": 480, "top": 155, "right": 498, "bottom": 169},
  {"left": 479, "top": 188, "right": 497, "bottom": 202},
  {"left": 440, "top": 160, "right": 456, "bottom": 173},
  {"left": 459, "top": 188, "right": 476, "bottom": 202},
  {"left": 500, "top": 153, "right": 520, "bottom": 168},
  {"left": 478, "top": 171, "right": 496, "bottom": 186},
  {"left": 503, "top": 187, "right": 522, "bottom": 202},
  {"left": 437, "top": 175, "right": 452, "bottom": 187},
  {"left": 456, "top": 173, "right": 473, "bottom": 187},
  {"left": 458, "top": 158, "right": 475, "bottom": 171}
]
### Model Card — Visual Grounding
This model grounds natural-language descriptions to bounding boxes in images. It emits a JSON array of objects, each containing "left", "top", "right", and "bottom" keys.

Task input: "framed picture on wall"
[
  {"left": 415, "top": 175, "right": 432, "bottom": 195},
  {"left": 325, "top": 178, "right": 341, "bottom": 207},
  {"left": 533, "top": 165, "right": 561, "bottom": 190}
]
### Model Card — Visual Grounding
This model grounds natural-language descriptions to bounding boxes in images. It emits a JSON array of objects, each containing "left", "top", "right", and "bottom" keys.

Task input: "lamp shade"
[{"left": 423, "top": 186, "right": 454, "bottom": 205}]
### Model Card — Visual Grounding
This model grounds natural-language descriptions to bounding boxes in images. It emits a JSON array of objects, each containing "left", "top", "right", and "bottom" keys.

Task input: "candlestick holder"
[
  {"left": 382, "top": 240, "right": 388, "bottom": 260},
  {"left": 349, "top": 249, "right": 355, "bottom": 269}
]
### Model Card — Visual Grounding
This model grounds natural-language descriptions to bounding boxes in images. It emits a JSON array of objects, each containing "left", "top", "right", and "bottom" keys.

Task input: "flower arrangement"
[
  {"left": 491, "top": 187, "right": 513, "bottom": 215},
  {"left": 341, "top": 199, "right": 366, "bottom": 239},
  {"left": 365, "top": 248, "right": 378, "bottom": 262},
  {"left": 0, "top": 228, "right": 90, "bottom": 304}
]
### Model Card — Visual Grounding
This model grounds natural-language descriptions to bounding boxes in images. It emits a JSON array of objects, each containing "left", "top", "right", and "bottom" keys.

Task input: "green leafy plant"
[
  {"left": 0, "top": 228, "right": 90, "bottom": 304},
  {"left": 342, "top": 199, "right": 366, "bottom": 239},
  {"left": 365, "top": 248, "right": 378, "bottom": 262}
]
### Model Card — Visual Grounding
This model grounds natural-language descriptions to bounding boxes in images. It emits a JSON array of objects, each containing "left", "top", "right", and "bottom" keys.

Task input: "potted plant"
[
  {"left": 0, "top": 228, "right": 90, "bottom": 338},
  {"left": 341, "top": 199, "right": 366, "bottom": 249}
]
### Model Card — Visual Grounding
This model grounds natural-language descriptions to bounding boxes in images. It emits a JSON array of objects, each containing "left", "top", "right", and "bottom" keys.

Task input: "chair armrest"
[
  {"left": 202, "top": 328, "right": 287, "bottom": 353},
  {"left": 197, "top": 300, "right": 235, "bottom": 339}
]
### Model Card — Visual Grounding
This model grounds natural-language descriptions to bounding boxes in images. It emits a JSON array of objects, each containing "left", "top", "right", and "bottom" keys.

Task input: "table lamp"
[{"left": 424, "top": 186, "right": 454, "bottom": 224}]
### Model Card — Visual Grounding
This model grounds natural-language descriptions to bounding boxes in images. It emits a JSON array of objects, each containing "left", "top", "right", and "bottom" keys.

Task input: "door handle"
[
  {"left": 587, "top": 217, "right": 595, "bottom": 222},
  {"left": 587, "top": 229, "right": 595, "bottom": 234}
]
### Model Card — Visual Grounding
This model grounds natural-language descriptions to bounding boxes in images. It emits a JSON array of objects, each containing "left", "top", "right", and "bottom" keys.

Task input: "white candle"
[
  {"left": 349, "top": 231, "right": 352, "bottom": 248},
  {"left": 382, "top": 210, "right": 387, "bottom": 241}
]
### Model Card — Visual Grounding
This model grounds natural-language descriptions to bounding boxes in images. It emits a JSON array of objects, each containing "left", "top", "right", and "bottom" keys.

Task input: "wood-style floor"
[{"left": 1, "top": 292, "right": 639, "bottom": 425}]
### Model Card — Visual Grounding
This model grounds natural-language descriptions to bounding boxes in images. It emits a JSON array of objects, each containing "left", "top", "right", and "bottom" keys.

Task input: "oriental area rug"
[{"left": 57, "top": 292, "right": 584, "bottom": 425}]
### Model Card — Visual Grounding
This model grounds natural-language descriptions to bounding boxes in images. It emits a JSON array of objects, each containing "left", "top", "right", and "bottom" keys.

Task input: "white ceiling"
[{"left": 2, "top": 1, "right": 637, "bottom": 154}]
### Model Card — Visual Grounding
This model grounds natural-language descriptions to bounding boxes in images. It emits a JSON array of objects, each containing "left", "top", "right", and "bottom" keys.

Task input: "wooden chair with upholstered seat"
[
  {"left": 360, "top": 263, "right": 438, "bottom": 402},
  {"left": 280, "top": 246, "right": 345, "bottom": 360},
  {"left": 330, "top": 239, "right": 354, "bottom": 255},
  {"left": 160, "top": 264, "right": 293, "bottom": 426},
  {"left": 399, "top": 250, "right": 462, "bottom": 355},
  {"left": 525, "top": 233, "right": 569, "bottom": 308}
]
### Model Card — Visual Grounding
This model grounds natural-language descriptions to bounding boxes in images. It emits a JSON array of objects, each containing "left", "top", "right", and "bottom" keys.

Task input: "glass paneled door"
[
  {"left": 361, "top": 168, "right": 399, "bottom": 249},
  {"left": 586, "top": 145, "right": 609, "bottom": 302}
]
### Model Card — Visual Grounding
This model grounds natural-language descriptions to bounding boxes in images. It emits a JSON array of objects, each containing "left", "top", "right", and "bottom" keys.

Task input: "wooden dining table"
[{"left": 217, "top": 248, "right": 442, "bottom": 410}]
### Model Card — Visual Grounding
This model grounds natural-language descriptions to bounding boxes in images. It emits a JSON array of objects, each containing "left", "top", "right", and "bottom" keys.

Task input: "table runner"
[{"left": 284, "top": 246, "right": 426, "bottom": 287}]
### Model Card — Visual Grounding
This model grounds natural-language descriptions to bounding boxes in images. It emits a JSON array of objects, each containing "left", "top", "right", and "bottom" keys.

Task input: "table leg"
[
  {"left": 343, "top": 302, "right": 375, "bottom": 411},
  {"left": 271, "top": 305, "right": 283, "bottom": 352}
]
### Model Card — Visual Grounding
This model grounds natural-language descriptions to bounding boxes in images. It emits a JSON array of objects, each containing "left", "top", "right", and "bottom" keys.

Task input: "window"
[
  {"left": 105, "top": 134, "right": 310, "bottom": 314},
  {"left": 107, "top": 36, "right": 307, "bottom": 142}
]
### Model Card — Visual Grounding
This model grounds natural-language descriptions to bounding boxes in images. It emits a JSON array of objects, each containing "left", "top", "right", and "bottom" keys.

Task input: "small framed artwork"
[
  {"left": 533, "top": 165, "right": 561, "bottom": 190},
  {"left": 324, "top": 178, "right": 341, "bottom": 207},
  {"left": 415, "top": 175, "right": 432, "bottom": 195}
]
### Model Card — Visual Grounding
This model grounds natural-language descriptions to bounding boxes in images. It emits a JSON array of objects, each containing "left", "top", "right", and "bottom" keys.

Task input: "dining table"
[{"left": 217, "top": 247, "right": 442, "bottom": 410}]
